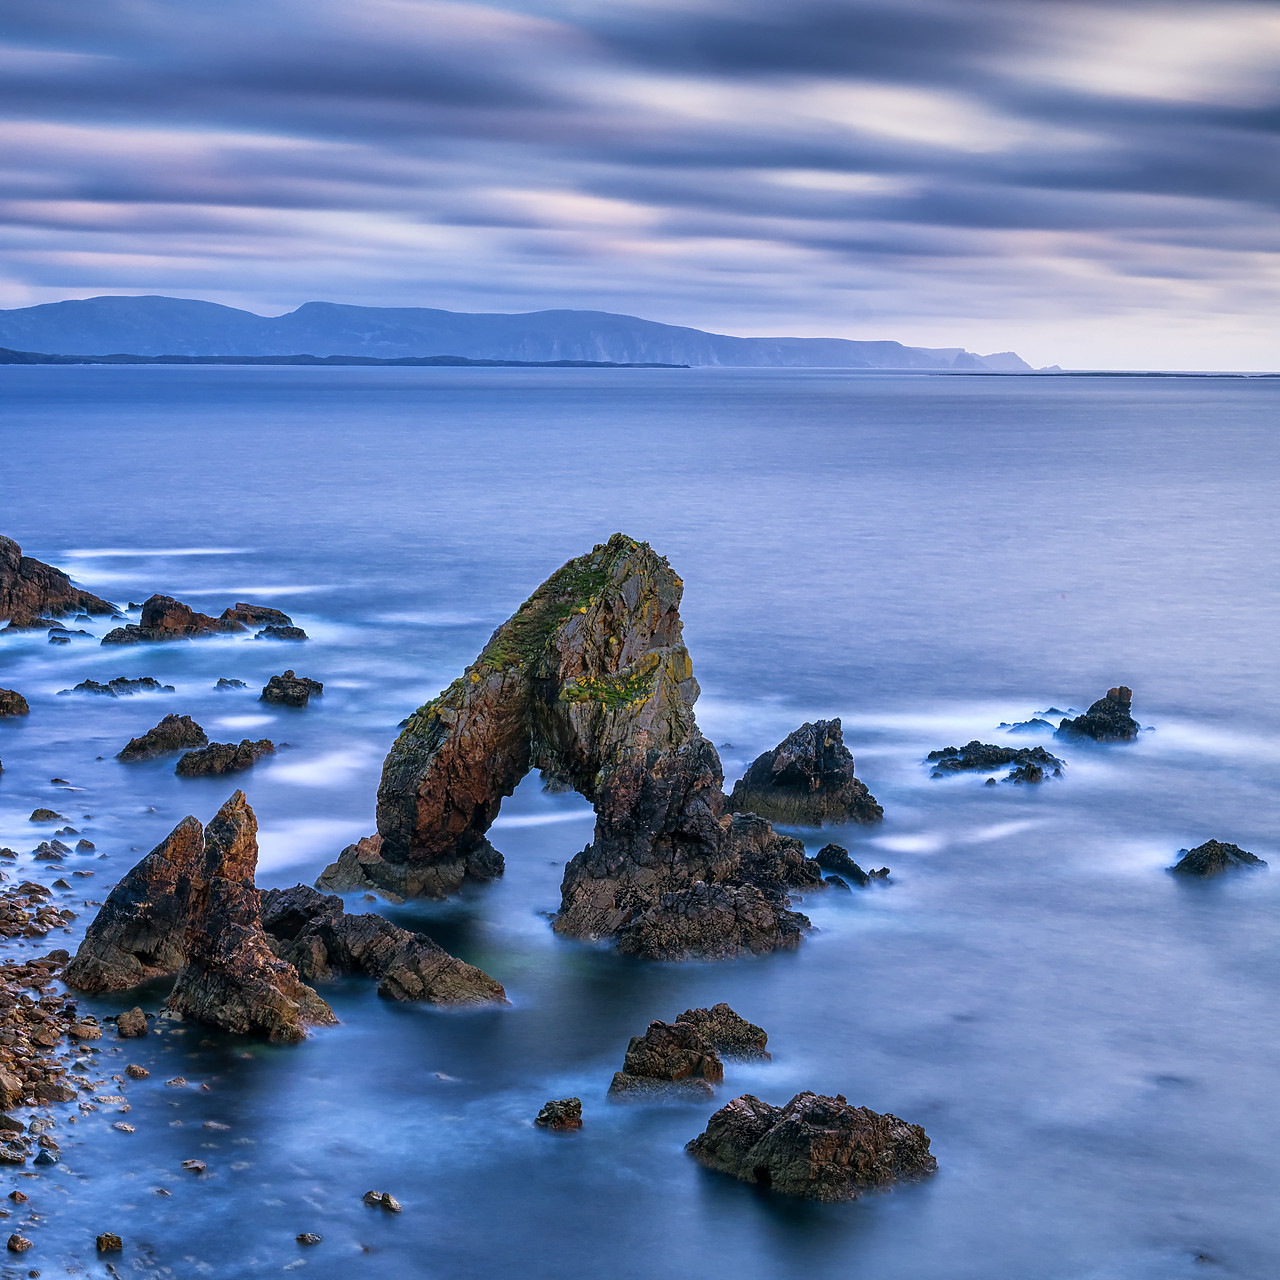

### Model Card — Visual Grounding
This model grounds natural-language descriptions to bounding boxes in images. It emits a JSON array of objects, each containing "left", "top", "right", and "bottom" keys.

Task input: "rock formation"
[
  {"left": 0, "top": 690, "right": 28, "bottom": 717},
  {"left": 1056, "top": 687, "right": 1140, "bottom": 741},
  {"left": 674, "top": 1004, "right": 769, "bottom": 1059},
  {"left": 686, "top": 1091, "right": 937, "bottom": 1200},
  {"left": 535, "top": 1098, "right": 582, "bottom": 1130},
  {"left": 117, "top": 714, "right": 208, "bottom": 761},
  {"left": 1170, "top": 840, "right": 1267, "bottom": 877},
  {"left": 927, "top": 741, "right": 1063, "bottom": 782},
  {"left": 175, "top": 739, "right": 275, "bottom": 776},
  {"left": 257, "top": 625, "right": 307, "bottom": 641},
  {"left": 59, "top": 676, "right": 175, "bottom": 697},
  {"left": 608, "top": 1018, "right": 725, "bottom": 1097},
  {"left": 321, "top": 534, "right": 823, "bottom": 959},
  {"left": 816, "top": 844, "right": 889, "bottom": 886},
  {"left": 259, "top": 884, "right": 505, "bottom": 1004},
  {"left": 727, "top": 720, "right": 883, "bottom": 825},
  {"left": 261, "top": 671, "right": 322, "bottom": 706},
  {"left": 215, "top": 678, "right": 248, "bottom": 691},
  {"left": 101, "top": 594, "right": 246, "bottom": 645},
  {"left": 221, "top": 602, "right": 293, "bottom": 628},
  {"left": 0, "top": 535, "right": 117, "bottom": 621}
]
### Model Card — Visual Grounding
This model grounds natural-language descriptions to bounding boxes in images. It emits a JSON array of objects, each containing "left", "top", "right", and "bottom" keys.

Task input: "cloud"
[{"left": 0, "top": 0, "right": 1278, "bottom": 366}]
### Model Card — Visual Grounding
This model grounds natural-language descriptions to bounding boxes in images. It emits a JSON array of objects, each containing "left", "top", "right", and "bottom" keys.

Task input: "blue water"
[{"left": 1, "top": 366, "right": 1278, "bottom": 1278}]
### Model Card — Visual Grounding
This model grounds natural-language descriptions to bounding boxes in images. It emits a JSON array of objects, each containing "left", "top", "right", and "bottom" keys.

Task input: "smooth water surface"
[{"left": 0, "top": 367, "right": 1278, "bottom": 1278}]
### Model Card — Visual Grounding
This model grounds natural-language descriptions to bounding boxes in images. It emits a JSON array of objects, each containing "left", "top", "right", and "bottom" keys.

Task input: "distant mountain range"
[{"left": 0, "top": 296, "right": 1033, "bottom": 370}]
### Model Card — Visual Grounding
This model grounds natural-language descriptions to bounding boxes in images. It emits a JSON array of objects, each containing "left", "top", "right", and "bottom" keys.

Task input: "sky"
[{"left": 2, "top": 0, "right": 1278, "bottom": 369}]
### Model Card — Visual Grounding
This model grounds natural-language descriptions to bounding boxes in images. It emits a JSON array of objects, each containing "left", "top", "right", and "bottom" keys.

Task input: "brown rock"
[
  {"left": 686, "top": 1091, "right": 938, "bottom": 1200},
  {"left": 362, "top": 1190, "right": 401, "bottom": 1212},
  {"left": 29, "top": 809, "right": 63, "bottom": 823},
  {"left": 534, "top": 1098, "right": 582, "bottom": 1129},
  {"left": 101, "top": 593, "right": 246, "bottom": 645},
  {"left": 6, "top": 1233, "right": 31, "bottom": 1252},
  {"left": 117, "top": 714, "right": 208, "bottom": 761},
  {"left": 220, "top": 602, "right": 293, "bottom": 628},
  {"left": 608, "top": 1019, "right": 724, "bottom": 1096},
  {"left": 96, "top": 1232, "right": 123, "bottom": 1252},
  {"left": 124, "top": 1064, "right": 149, "bottom": 1079},
  {"left": 260, "top": 671, "right": 323, "bottom": 707},
  {"left": 0, "top": 690, "right": 29, "bottom": 718},
  {"left": 174, "top": 739, "right": 275, "bottom": 777},
  {"left": 0, "top": 1072, "right": 24, "bottom": 1110},
  {"left": 1056, "top": 686, "right": 1141, "bottom": 742},
  {"left": 675, "top": 1003, "right": 769, "bottom": 1059},
  {"left": 0, "top": 534, "right": 117, "bottom": 621},
  {"left": 116, "top": 1007, "right": 148, "bottom": 1038}
]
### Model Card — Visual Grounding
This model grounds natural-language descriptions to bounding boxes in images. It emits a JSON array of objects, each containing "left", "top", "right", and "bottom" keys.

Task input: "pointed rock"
[
  {"left": 117, "top": 714, "right": 208, "bottom": 761},
  {"left": 0, "top": 534, "right": 116, "bottom": 620},
  {"left": 1056, "top": 687, "right": 1140, "bottom": 742}
]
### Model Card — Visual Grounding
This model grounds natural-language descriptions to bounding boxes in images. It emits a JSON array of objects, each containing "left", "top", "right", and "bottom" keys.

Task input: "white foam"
[
  {"left": 61, "top": 547, "right": 248, "bottom": 558},
  {"left": 871, "top": 832, "right": 948, "bottom": 854},
  {"left": 270, "top": 748, "right": 376, "bottom": 786},
  {"left": 491, "top": 810, "right": 594, "bottom": 829},
  {"left": 214, "top": 715, "right": 274, "bottom": 730},
  {"left": 954, "top": 819, "right": 1047, "bottom": 845},
  {"left": 256, "top": 818, "right": 370, "bottom": 872}
]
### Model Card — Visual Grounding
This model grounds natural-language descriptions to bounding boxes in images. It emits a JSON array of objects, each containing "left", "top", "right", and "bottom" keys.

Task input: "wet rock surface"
[
  {"left": 115, "top": 1006, "right": 147, "bottom": 1038},
  {"left": 117, "top": 714, "right": 209, "bottom": 762},
  {"left": 1170, "top": 840, "right": 1267, "bottom": 877},
  {"left": 535, "top": 1098, "right": 582, "bottom": 1129},
  {"left": 927, "top": 741, "right": 1063, "bottom": 782},
  {"left": 214, "top": 677, "right": 248, "bottom": 691},
  {"left": 101, "top": 593, "right": 247, "bottom": 645},
  {"left": 727, "top": 719, "right": 883, "bottom": 826},
  {"left": 347, "top": 535, "right": 823, "bottom": 959},
  {"left": 609, "top": 1018, "right": 724, "bottom": 1097},
  {"left": 59, "top": 676, "right": 175, "bottom": 697},
  {"left": 816, "top": 844, "right": 889, "bottom": 886},
  {"left": 0, "top": 689, "right": 29, "bottom": 717},
  {"left": 1056, "top": 687, "right": 1140, "bottom": 742},
  {"left": 220, "top": 602, "right": 293, "bottom": 628},
  {"left": 261, "top": 670, "right": 323, "bottom": 706},
  {"left": 686, "top": 1091, "right": 937, "bottom": 1201},
  {"left": 260, "top": 884, "right": 506, "bottom": 1005},
  {"left": 256, "top": 625, "right": 308, "bottom": 641},
  {"left": 0, "top": 534, "right": 117, "bottom": 621},
  {"left": 674, "top": 1003, "right": 770, "bottom": 1059},
  {"left": 174, "top": 738, "right": 275, "bottom": 777}
]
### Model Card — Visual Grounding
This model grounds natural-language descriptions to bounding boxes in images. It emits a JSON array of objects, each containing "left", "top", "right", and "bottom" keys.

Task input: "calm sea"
[{"left": 1, "top": 366, "right": 1278, "bottom": 1278}]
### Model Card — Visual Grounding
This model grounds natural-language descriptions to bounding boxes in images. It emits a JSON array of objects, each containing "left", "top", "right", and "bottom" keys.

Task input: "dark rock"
[
  {"left": 675, "top": 1003, "right": 769, "bottom": 1059},
  {"left": 728, "top": 720, "right": 883, "bottom": 826},
  {"left": 0, "top": 690, "right": 28, "bottom": 717},
  {"left": 214, "top": 678, "right": 248, "bottom": 691},
  {"left": 362, "top": 1190, "right": 401, "bottom": 1212},
  {"left": 97, "top": 1232, "right": 123, "bottom": 1252},
  {"left": 927, "top": 741, "right": 1063, "bottom": 782},
  {"left": 29, "top": 809, "right": 63, "bottom": 823},
  {"left": 6, "top": 1234, "right": 32, "bottom": 1253},
  {"left": 33, "top": 840, "right": 69, "bottom": 861},
  {"left": 296, "top": 1232, "right": 323, "bottom": 1245},
  {"left": 2, "top": 614, "right": 58, "bottom": 630},
  {"left": 260, "top": 671, "right": 322, "bottom": 706},
  {"left": 816, "top": 844, "right": 888, "bottom": 885},
  {"left": 999, "top": 718, "right": 1054, "bottom": 733},
  {"left": 220, "top": 602, "right": 293, "bottom": 628},
  {"left": 163, "top": 792, "right": 336, "bottom": 1041},
  {"left": 116, "top": 1006, "right": 148, "bottom": 1037},
  {"left": 1056, "top": 687, "right": 1140, "bottom": 742},
  {"left": 825, "top": 875, "right": 851, "bottom": 890},
  {"left": 339, "top": 535, "right": 823, "bottom": 960},
  {"left": 0, "top": 534, "right": 117, "bottom": 621},
  {"left": 534, "top": 1098, "right": 582, "bottom": 1129},
  {"left": 48, "top": 632, "right": 71, "bottom": 644},
  {"left": 686, "top": 1091, "right": 937, "bottom": 1200},
  {"left": 175, "top": 739, "right": 275, "bottom": 777},
  {"left": 1170, "top": 840, "right": 1267, "bottom": 878},
  {"left": 181, "top": 1159, "right": 206, "bottom": 1173},
  {"left": 260, "top": 883, "right": 506, "bottom": 1005},
  {"left": 125, "top": 1064, "right": 149, "bottom": 1079},
  {"left": 256, "top": 625, "right": 308, "bottom": 641},
  {"left": 101, "top": 593, "right": 246, "bottom": 645},
  {"left": 34, "top": 1147, "right": 59, "bottom": 1165},
  {"left": 608, "top": 1019, "right": 724, "bottom": 1096},
  {"left": 118, "top": 714, "right": 208, "bottom": 761},
  {"left": 59, "top": 676, "right": 175, "bottom": 697},
  {"left": 76, "top": 839, "right": 95, "bottom": 852}
]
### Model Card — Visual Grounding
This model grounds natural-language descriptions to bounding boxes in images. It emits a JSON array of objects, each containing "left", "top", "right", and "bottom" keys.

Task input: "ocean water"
[{"left": 0, "top": 366, "right": 1278, "bottom": 1279}]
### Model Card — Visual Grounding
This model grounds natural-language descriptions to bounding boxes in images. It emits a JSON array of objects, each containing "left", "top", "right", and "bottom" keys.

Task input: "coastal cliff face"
[
  {"left": 323, "top": 534, "right": 820, "bottom": 959},
  {"left": 0, "top": 535, "right": 116, "bottom": 621}
]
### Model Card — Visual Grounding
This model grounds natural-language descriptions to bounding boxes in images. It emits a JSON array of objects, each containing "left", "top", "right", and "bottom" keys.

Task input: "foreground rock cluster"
[{"left": 101, "top": 594, "right": 306, "bottom": 645}]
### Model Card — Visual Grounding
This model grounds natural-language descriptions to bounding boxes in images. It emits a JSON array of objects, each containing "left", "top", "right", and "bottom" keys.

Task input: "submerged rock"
[
  {"left": 59, "top": 676, "right": 175, "bottom": 697},
  {"left": 927, "top": 741, "right": 1063, "bottom": 782},
  {"left": 535, "top": 1098, "right": 582, "bottom": 1130},
  {"left": 0, "top": 534, "right": 116, "bottom": 621},
  {"left": 117, "top": 714, "right": 208, "bottom": 761},
  {"left": 0, "top": 689, "right": 28, "bottom": 717},
  {"left": 999, "top": 718, "right": 1055, "bottom": 733},
  {"left": 609, "top": 1019, "right": 724, "bottom": 1097},
  {"left": 220, "top": 602, "right": 293, "bottom": 628},
  {"left": 339, "top": 534, "right": 822, "bottom": 959},
  {"left": 101, "top": 594, "right": 246, "bottom": 645},
  {"left": 816, "top": 844, "right": 889, "bottom": 886},
  {"left": 675, "top": 1003, "right": 770, "bottom": 1059},
  {"left": 686, "top": 1091, "right": 937, "bottom": 1201},
  {"left": 727, "top": 719, "right": 883, "bottom": 826},
  {"left": 1170, "top": 840, "right": 1267, "bottom": 878},
  {"left": 260, "top": 883, "right": 505, "bottom": 1005},
  {"left": 261, "top": 670, "right": 323, "bottom": 706},
  {"left": 175, "top": 739, "right": 275, "bottom": 777},
  {"left": 214, "top": 677, "right": 248, "bottom": 691},
  {"left": 1055, "top": 687, "right": 1140, "bottom": 742}
]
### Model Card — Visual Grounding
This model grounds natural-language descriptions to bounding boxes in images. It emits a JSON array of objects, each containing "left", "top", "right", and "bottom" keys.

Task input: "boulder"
[
  {"left": 260, "top": 671, "right": 322, "bottom": 706},
  {"left": 1056, "top": 687, "right": 1140, "bottom": 742},
  {"left": 117, "top": 714, "right": 208, "bottom": 761},
  {"left": 260, "top": 883, "right": 505, "bottom": 1005},
  {"left": 116, "top": 1006, "right": 148, "bottom": 1037},
  {"left": 101, "top": 593, "right": 245, "bottom": 645},
  {"left": 686, "top": 1091, "right": 937, "bottom": 1200},
  {"left": 0, "top": 535, "right": 116, "bottom": 620},
  {"left": 214, "top": 677, "right": 248, "bottom": 691},
  {"left": 534, "top": 1098, "right": 582, "bottom": 1130},
  {"left": 339, "top": 534, "right": 823, "bottom": 959},
  {"left": 927, "top": 741, "right": 1063, "bottom": 782},
  {"left": 999, "top": 718, "right": 1055, "bottom": 733},
  {"left": 1170, "top": 840, "right": 1267, "bottom": 877},
  {"left": 816, "top": 844, "right": 889, "bottom": 886},
  {"left": 608, "top": 1018, "right": 724, "bottom": 1096},
  {"left": 29, "top": 808, "right": 63, "bottom": 823},
  {"left": 175, "top": 738, "right": 275, "bottom": 777},
  {"left": 0, "top": 690, "right": 28, "bottom": 717},
  {"left": 165, "top": 792, "right": 335, "bottom": 1042},
  {"left": 256, "top": 625, "right": 308, "bottom": 641},
  {"left": 220, "top": 602, "right": 293, "bottom": 628},
  {"left": 675, "top": 1003, "right": 769, "bottom": 1059},
  {"left": 727, "top": 720, "right": 883, "bottom": 826},
  {"left": 59, "top": 676, "right": 175, "bottom": 697}
]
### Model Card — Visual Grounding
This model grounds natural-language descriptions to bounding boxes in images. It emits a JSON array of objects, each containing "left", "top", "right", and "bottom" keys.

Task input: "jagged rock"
[
  {"left": 826, "top": 875, "right": 851, "bottom": 890},
  {"left": 675, "top": 1004, "right": 769, "bottom": 1059},
  {"left": 362, "top": 1191, "right": 401, "bottom": 1212},
  {"left": 260, "top": 670, "right": 322, "bottom": 706},
  {"left": 816, "top": 845, "right": 889, "bottom": 886},
  {"left": 59, "top": 676, "right": 175, "bottom": 697},
  {"left": 117, "top": 714, "right": 208, "bottom": 761},
  {"left": 0, "top": 535, "right": 116, "bottom": 620},
  {"left": 0, "top": 690, "right": 28, "bottom": 717},
  {"left": 728, "top": 720, "right": 883, "bottom": 826},
  {"left": 220, "top": 602, "right": 293, "bottom": 628},
  {"left": 535, "top": 1098, "right": 582, "bottom": 1129},
  {"left": 175, "top": 739, "right": 275, "bottom": 777},
  {"left": 999, "top": 718, "right": 1054, "bottom": 733},
  {"left": 101, "top": 594, "right": 246, "bottom": 645},
  {"left": 608, "top": 1018, "right": 724, "bottom": 1096},
  {"left": 260, "top": 883, "right": 506, "bottom": 1005},
  {"left": 256, "top": 625, "right": 308, "bottom": 641},
  {"left": 125, "top": 1064, "right": 149, "bottom": 1079},
  {"left": 1056, "top": 687, "right": 1140, "bottom": 742},
  {"left": 29, "top": 809, "right": 63, "bottom": 823},
  {"left": 96, "top": 1233, "right": 123, "bottom": 1253},
  {"left": 33, "top": 840, "right": 70, "bottom": 861},
  {"left": 116, "top": 1007, "right": 148, "bottom": 1037},
  {"left": 339, "top": 535, "right": 822, "bottom": 959},
  {"left": 296, "top": 1232, "right": 323, "bottom": 1245},
  {"left": 1170, "top": 840, "right": 1267, "bottom": 877},
  {"left": 927, "top": 741, "right": 1063, "bottom": 782},
  {"left": 214, "top": 677, "right": 248, "bottom": 691},
  {"left": 2, "top": 614, "right": 58, "bottom": 631},
  {"left": 686, "top": 1091, "right": 937, "bottom": 1200},
  {"left": 165, "top": 792, "right": 335, "bottom": 1042}
]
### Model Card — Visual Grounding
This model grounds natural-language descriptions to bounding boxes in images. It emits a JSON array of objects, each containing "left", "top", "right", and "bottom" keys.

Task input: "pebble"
[
  {"left": 296, "top": 1233, "right": 322, "bottom": 1245},
  {"left": 362, "top": 1190, "right": 402, "bottom": 1213},
  {"left": 96, "top": 1232, "right": 123, "bottom": 1252},
  {"left": 7, "top": 1192, "right": 26, "bottom": 1204},
  {"left": 164, "top": 1077, "right": 187, "bottom": 1087},
  {"left": 181, "top": 1159, "right": 206, "bottom": 1173},
  {"left": 112, "top": 1123, "right": 134, "bottom": 1134}
]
